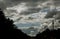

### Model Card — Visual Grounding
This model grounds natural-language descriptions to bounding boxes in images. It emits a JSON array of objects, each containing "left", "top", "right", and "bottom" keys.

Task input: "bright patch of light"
[{"left": 16, "top": 3, "right": 28, "bottom": 13}]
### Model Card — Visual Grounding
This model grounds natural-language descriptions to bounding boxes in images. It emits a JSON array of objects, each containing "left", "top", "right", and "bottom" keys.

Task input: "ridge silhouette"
[{"left": 0, "top": 8, "right": 60, "bottom": 39}]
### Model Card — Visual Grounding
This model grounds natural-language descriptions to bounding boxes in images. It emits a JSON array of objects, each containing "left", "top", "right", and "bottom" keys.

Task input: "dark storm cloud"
[
  {"left": 54, "top": 0, "right": 60, "bottom": 1},
  {"left": 14, "top": 17, "right": 23, "bottom": 22},
  {"left": 20, "top": 8, "right": 41, "bottom": 15},
  {"left": 0, "top": 0, "right": 20, "bottom": 10},
  {"left": 26, "top": 2, "right": 38, "bottom": 7},
  {"left": 0, "top": 1, "right": 7, "bottom": 10},
  {"left": 4, "top": 0, "right": 47, "bottom": 7},
  {"left": 5, "top": 0, "right": 47, "bottom": 2},
  {"left": 54, "top": 0, "right": 60, "bottom": 6},
  {"left": 0, "top": 0, "right": 47, "bottom": 10},
  {"left": 45, "top": 10, "right": 60, "bottom": 19},
  {"left": 55, "top": 12, "right": 60, "bottom": 19},
  {"left": 45, "top": 10, "right": 57, "bottom": 18}
]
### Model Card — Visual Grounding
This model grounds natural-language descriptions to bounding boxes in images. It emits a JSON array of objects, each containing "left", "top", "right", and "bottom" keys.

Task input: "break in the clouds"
[{"left": 16, "top": 22, "right": 40, "bottom": 27}]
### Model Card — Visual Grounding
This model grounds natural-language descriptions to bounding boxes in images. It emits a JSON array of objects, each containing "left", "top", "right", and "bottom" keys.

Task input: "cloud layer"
[
  {"left": 1, "top": 0, "right": 60, "bottom": 36},
  {"left": 0, "top": 0, "right": 48, "bottom": 10}
]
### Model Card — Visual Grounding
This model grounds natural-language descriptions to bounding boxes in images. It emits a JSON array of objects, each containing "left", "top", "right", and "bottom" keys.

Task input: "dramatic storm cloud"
[
  {"left": 45, "top": 10, "right": 60, "bottom": 19},
  {"left": 0, "top": 0, "right": 48, "bottom": 9},
  {"left": 55, "top": 12, "right": 60, "bottom": 19},
  {"left": 2, "top": 0, "right": 60, "bottom": 36},
  {"left": 45, "top": 10, "right": 57, "bottom": 18},
  {"left": 0, "top": 0, "right": 7, "bottom": 10}
]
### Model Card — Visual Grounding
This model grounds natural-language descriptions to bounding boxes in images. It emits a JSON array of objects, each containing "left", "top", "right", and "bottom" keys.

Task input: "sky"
[
  {"left": 0, "top": 0, "right": 48, "bottom": 36},
  {"left": 0, "top": 0, "right": 60, "bottom": 36},
  {"left": 1, "top": 0, "right": 60, "bottom": 29},
  {"left": 2, "top": 0, "right": 49, "bottom": 24}
]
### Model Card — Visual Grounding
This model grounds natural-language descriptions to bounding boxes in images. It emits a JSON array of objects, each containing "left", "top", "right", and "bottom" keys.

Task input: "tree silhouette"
[{"left": 36, "top": 28, "right": 60, "bottom": 39}]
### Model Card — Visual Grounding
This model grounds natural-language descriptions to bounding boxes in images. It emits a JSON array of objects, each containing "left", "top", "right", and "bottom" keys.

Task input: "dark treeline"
[
  {"left": 0, "top": 8, "right": 60, "bottom": 39},
  {"left": 36, "top": 29, "right": 60, "bottom": 39}
]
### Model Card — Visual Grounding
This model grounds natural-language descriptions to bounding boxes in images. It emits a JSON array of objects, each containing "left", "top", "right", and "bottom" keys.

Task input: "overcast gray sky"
[{"left": 0, "top": 0, "right": 48, "bottom": 10}]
